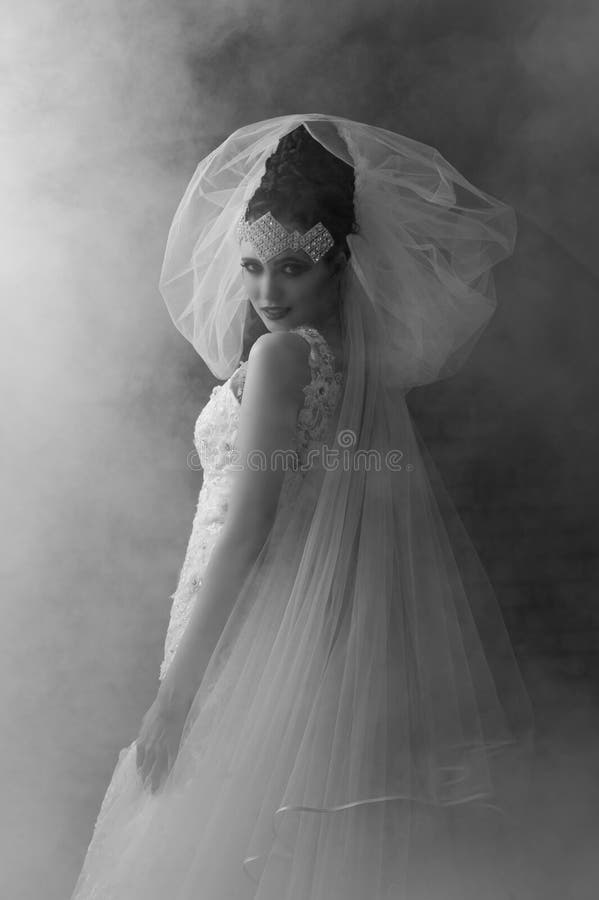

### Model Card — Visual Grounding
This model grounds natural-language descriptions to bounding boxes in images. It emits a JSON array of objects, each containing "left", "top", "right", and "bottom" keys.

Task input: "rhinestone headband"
[{"left": 235, "top": 210, "right": 335, "bottom": 264}]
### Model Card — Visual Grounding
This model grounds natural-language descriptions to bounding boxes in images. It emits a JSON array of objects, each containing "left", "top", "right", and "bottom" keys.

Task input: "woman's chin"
[{"left": 261, "top": 316, "right": 295, "bottom": 330}]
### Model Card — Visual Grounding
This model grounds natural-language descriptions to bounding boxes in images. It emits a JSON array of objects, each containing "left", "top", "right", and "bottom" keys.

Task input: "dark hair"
[
  {"left": 243, "top": 123, "right": 358, "bottom": 261},
  {"left": 240, "top": 124, "right": 358, "bottom": 361}
]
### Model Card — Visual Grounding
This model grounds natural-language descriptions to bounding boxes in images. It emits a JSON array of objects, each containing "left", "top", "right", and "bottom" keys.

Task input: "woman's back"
[{"left": 159, "top": 323, "right": 343, "bottom": 682}]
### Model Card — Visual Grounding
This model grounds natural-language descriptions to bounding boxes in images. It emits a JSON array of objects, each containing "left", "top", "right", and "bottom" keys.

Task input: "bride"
[{"left": 69, "top": 114, "right": 534, "bottom": 900}]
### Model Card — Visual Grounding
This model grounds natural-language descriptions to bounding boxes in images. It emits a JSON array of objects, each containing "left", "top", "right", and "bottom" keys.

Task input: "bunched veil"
[{"left": 71, "top": 114, "right": 535, "bottom": 900}]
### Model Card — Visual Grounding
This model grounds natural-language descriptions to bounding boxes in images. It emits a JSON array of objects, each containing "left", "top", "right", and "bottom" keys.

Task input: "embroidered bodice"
[{"left": 158, "top": 325, "right": 344, "bottom": 681}]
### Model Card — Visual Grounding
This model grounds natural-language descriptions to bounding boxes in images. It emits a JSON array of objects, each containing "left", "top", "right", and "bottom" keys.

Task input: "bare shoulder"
[
  {"left": 223, "top": 331, "right": 312, "bottom": 552},
  {"left": 248, "top": 330, "right": 311, "bottom": 386}
]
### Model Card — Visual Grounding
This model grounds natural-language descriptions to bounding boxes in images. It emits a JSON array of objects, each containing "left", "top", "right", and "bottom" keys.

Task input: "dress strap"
[
  {"left": 230, "top": 361, "right": 248, "bottom": 403},
  {"left": 286, "top": 325, "right": 344, "bottom": 457},
  {"left": 288, "top": 325, "right": 337, "bottom": 377}
]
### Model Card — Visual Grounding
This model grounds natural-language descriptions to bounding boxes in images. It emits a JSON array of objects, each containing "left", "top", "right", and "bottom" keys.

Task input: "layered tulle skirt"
[{"left": 70, "top": 402, "right": 534, "bottom": 899}]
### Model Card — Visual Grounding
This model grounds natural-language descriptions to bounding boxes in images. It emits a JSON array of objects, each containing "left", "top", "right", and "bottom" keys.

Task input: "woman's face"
[{"left": 239, "top": 219, "right": 345, "bottom": 333}]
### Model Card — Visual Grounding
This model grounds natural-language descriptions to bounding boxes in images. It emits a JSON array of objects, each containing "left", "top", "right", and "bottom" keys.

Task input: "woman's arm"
[{"left": 158, "top": 330, "right": 311, "bottom": 712}]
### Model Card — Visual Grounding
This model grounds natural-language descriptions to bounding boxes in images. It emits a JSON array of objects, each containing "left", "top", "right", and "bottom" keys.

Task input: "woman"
[{"left": 69, "top": 115, "right": 534, "bottom": 900}]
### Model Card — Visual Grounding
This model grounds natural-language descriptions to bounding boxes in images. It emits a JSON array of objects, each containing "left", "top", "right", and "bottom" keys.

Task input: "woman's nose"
[{"left": 258, "top": 270, "right": 283, "bottom": 304}]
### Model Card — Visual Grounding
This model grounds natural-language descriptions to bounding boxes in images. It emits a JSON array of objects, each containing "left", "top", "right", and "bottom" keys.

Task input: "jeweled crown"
[{"left": 235, "top": 210, "right": 335, "bottom": 264}]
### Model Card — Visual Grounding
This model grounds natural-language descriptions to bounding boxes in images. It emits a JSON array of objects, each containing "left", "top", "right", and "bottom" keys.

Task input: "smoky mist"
[{"left": 2, "top": 0, "right": 598, "bottom": 898}]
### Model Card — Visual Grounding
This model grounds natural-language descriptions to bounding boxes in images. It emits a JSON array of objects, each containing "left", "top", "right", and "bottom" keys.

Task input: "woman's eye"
[
  {"left": 240, "top": 262, "right": 304, "bottom": 277},
  {"left": 240, "top": 262, "right": 261, "bottom": 275}
]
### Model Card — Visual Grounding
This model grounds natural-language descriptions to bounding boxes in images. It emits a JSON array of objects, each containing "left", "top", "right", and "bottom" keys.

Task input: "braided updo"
[{"left": 243, "top": 124, "right": 359, "bottom": 261}]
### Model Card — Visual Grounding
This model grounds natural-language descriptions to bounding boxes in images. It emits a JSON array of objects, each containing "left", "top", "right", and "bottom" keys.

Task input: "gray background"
[{"left": 2, "top": 0, "right": 598, "bottom": 897}]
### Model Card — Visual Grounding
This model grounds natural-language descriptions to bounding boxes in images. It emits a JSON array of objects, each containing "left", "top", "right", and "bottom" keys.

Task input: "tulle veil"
[{"left": 70, "top": 114, "right": 535, "bottom": 900}]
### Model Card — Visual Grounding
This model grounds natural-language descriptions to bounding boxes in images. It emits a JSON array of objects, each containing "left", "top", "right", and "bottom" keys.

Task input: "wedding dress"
[
  {"left": 70, "top": 323, "right": 530, "bottom": 900},
  {"left": 159, "top": 323, "right": 343, "bottom": 684},
  {"left": 70, "top": 112, "right": 535, "bottom": 899},
  {"left": 69, "top": 324, "right": 353, "bottom": 900}
]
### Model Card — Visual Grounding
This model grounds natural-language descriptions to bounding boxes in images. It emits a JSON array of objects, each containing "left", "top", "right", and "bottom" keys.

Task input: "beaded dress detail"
[{"left": 159, "top": 325, "right": 343, "bottom": 682}]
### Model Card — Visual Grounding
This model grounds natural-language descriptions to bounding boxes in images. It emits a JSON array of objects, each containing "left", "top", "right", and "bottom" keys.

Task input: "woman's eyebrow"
[{"left": 240, "top": 255, "right": 308, "bottom": 264}]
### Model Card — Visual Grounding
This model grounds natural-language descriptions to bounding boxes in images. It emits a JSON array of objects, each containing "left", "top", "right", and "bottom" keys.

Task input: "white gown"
[
  {"left": 70, "top": 324, "right": 528, "bottom": 899},
  {"left": 158, "top": 323, "right": 343, "bottom": 684},
  {"left": 69, "top": 324, "right": 351, "bottom": 899}
]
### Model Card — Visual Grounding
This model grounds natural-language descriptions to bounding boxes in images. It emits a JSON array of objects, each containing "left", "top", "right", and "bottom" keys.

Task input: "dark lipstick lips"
[{"left": 262, "top": 307, "right": 291, "bottom": 318}]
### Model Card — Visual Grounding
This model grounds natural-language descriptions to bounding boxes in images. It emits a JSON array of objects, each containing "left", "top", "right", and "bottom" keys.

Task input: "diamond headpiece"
[{"left": 235, "top": 211, "right": 335, "bottom": 264}]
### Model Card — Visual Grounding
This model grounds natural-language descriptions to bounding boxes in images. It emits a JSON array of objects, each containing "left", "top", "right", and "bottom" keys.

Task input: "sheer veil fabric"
[{"left": 71, "top": 115, "right": 534, "bottom": 900}]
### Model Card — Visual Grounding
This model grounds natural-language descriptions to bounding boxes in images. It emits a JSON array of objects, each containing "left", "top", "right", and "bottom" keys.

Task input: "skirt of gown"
[{"left": 69, "top": 431, "right": 534, "bottom": 900}]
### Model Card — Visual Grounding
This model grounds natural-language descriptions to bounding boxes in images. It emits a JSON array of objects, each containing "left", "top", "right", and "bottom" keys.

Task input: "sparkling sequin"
[{"left": 235, "top": 211, "right": 335, "bottom": 264}]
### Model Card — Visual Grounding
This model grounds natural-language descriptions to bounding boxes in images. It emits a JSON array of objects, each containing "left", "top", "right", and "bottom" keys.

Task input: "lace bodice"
[{"left": 159, "top": 325, "right": 343, "bottom": 681}]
